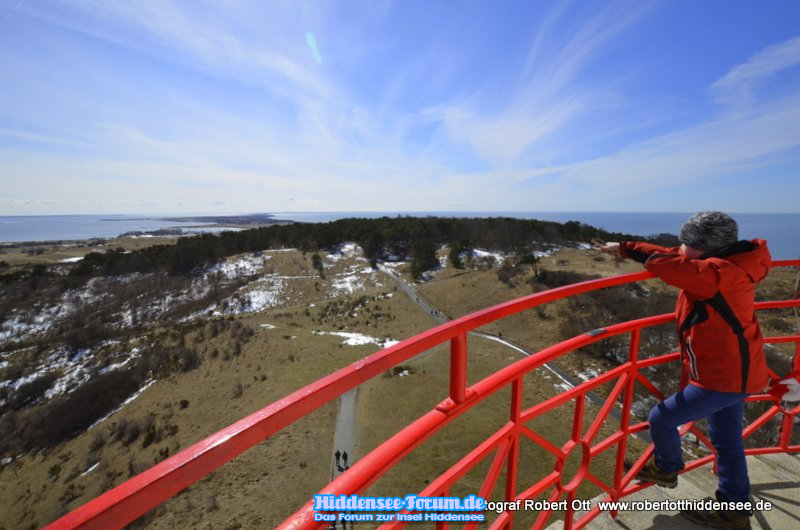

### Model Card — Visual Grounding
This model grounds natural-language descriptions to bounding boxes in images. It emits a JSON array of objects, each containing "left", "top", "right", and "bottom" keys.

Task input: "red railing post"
[
  {"left": 612, "top": 328, "right": 642, "bottom": 517},
  {"left": 795, "top": 340, "right": 800, "bottom": 371},
  {"left": 779, "top": 340, "right": 800, "bottom": 448},
  {"left": 450, "top": 333, "right": 468, "bottom": 404},
  {"left": 778, "top": 408, "right": 794, "bottom": 449},
  {"left": 504, "top": 378, "right": 524, "bottom": 530}
]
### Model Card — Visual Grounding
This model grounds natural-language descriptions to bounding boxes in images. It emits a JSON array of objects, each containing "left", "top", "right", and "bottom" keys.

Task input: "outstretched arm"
[{"left": 618, "top": 241, "right": 721, "bottom": 299}]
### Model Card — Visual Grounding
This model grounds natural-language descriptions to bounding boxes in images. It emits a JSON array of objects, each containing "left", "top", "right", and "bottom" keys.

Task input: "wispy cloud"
[
  {"left": 2, "top": 1, "right": 798, "bottom": 215},
  {"left": 27, "top": 0, "right": 332, "bottom": 101},
  {"left": 429, "top": 0, "right": 656, "bottom": 165},
  {"left": 546, "top": 88, "right": 800, "bottom": 208},
  {"left": 0, "top": 128, "right": 89, "bottom": 148},
  {"left": 709, "top": 35, "right": 800, "bottom": 106}
]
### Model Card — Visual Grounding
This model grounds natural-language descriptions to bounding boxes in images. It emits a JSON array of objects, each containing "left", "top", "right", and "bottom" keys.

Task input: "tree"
[
  {"left": 311, "top": 253, "right": 325, "bottom": 278},
  {"left": 363, "top": 230, "right": 385, "bottom": 267},
  {"left": 448, "top": 239, "right": 472, "bottom": 269},
  {"left": 519, "top": 253, "right": 541, "bottom": 279},
  {"left": 410, "top": 239, "right": 438, "bottom": 280}
]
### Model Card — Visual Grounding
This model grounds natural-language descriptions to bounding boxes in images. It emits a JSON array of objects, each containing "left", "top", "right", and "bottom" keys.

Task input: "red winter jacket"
[{"left": 620, "top": 239, "right": 771, "bottom": 394}]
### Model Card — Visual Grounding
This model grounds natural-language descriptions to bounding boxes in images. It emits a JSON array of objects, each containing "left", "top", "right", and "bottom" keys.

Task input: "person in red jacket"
[{"left": 599, "top": 211, "right": 771, "bottom": 530}]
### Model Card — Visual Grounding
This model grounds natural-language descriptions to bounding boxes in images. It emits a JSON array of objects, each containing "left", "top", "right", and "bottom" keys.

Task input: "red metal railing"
[{"left": 45, "top": 260, "right": 800, "bottom": 530}]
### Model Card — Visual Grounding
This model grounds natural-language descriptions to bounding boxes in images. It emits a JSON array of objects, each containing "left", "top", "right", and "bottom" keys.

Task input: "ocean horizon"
[{"left": 1, "top": 211, "right": 798, "bottom": 260}]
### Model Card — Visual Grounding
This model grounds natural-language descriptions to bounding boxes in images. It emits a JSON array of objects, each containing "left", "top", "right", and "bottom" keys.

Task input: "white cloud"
[
  {"left": 2, "top": 1, "right": 798, "bottom": 215},
  {"left": 551, "top": 92, "right": 800, "bottom": 203},
  {"left": 26, "top": 0, "right": 332, "bottom": 101},
  {"left": 428, "top": 0, "right": 655, "bottom": 165},
  {"left": 710, "top": 35, "right": 800, "bottom": 106}
]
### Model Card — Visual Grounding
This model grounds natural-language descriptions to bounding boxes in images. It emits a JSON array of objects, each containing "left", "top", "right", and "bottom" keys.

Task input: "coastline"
[{"left": 1, "top": 211, "right": 798, "bottom": 260}]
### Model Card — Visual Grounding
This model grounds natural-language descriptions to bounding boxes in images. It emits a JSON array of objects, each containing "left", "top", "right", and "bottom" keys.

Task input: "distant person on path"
[{"left": 598, "top": 211, "right": 771, "bottom": 530}]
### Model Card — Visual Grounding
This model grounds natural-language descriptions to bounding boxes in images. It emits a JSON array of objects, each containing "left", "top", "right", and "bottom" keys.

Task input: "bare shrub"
[
  {"left": 89, "top": 432, "right": 106, "bottom": 454},
  {"left": 497, "top": 258, "right": 525, "bottom": 287},
  {"left": 135, "top": 345, "right": 200, "bottom": 378},
  {"left": 140, "top": 415, "right": 157, "bottom": 449},
  {"left": 207, "top": 494, "right": 220, "bottom": 513},
  {"left": 7, "top": 372, "right": 58, "bottom": 410},
  {"left": 536, "top": 269, "right": 598, "bottom": 289},
  {"left": 558, "top": 284, "right": 674, "bottom": 365},
  {"left": 18, "top": 369, "right": 141, "bottom": 451},
  {"left": 114, "top": 418, "right": 141, "bottom": 447}
]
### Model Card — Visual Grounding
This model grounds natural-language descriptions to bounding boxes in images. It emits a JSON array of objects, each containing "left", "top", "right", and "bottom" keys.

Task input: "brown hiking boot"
[
  {"left": 624, "top": 456, "right": 678, "bottom": 488},
  {"left": 681, "top": 493, "right": 753, "bottom": 529}
]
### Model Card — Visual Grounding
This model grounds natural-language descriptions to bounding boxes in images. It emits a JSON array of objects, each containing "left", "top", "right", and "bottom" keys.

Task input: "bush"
[
  {"left": 558, "top": 285, "right": 675, "bottom": 364},
  {"left": 89, "top": 432, "right": 106, "bottom": 454},
  {"left": 497, "top": 258, "right": 525, "bottom": 287},
  {"left": 19, "top": 369, "right": 142, "bottom": 451},
  {"left": 7, "top": 372, "right": 58, "bottom": 410},
  {"left": 135, "top": 346, "right": 200, "bottom": 379},
  {"left": 536, "top": 269, "right": 598, "bottom": 289},
  {"left": 114, "top": 418, "right": 141, "bottom": 447}
]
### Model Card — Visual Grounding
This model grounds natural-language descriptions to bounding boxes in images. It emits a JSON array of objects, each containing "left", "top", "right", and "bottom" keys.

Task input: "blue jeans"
[{"left": 648, "top": 384, "right": 750, "bottom": 501}]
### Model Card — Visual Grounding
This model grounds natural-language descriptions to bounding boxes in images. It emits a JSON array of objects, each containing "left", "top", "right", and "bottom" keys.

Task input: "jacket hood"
[{"left": 719, "top": 239, "right": 772, "bottom": 283}]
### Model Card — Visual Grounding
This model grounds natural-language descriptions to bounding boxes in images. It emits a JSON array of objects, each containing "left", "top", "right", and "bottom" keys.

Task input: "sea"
[{"left": 0, "top": 212, "right": 798, "bottom": 260}]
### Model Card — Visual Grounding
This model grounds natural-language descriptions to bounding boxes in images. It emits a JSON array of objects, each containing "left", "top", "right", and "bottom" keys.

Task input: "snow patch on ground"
[
  {"left": 326, "top": 243, "right": 366, "bottom": 262},
  {"left": 98, "top": 349, "right": 140, "bottom": 376},
  {"left": 208, "top": 253, "right": 271, "bottom": 279},
  {"left": 332, "top": 271, "right": 367, "bottom": 295},
  {"left": 313, "top": 331, "right": 400, "bottom": 349},
  {"left": 472, "top": 249, "right": 504, "bottom": 264},
  {"left": 89, "top": 379, "right": 156, "bottom": 430},
  {"left": 326, "top": 244, "right": 381, "bottom": 295},
  {"left": 0, "top": 297, "right": 74, "bottom": 344},
  {"left": 80, "top": 461, "right": 100, "bottom": 477},
  {"left": 202, "top": 275, "right": 286, "bottom": 317},
  {"left": 0, "top": 345, "right": 143, "bottom": 404},
  {"left": 44, "top": 349, "right": 94, "bottom": 399},
  {"left": 534, "top": 248, "right": 559, "bottom": 258}
]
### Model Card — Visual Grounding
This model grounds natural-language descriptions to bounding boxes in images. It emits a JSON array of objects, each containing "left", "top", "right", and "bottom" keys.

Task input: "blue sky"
[{"left": 1, "top": 0, "right": 799, "bottom": 215}]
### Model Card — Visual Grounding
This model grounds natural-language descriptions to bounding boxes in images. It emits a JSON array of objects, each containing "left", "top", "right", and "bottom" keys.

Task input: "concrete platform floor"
[{"left": 572, "top": 453, "right": 800, "bottom": 530}]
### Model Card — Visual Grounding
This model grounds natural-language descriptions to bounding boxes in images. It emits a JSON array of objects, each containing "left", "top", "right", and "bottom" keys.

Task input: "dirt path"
[{"left": 331, "top": 388, "right": 357, "bottom": 480}]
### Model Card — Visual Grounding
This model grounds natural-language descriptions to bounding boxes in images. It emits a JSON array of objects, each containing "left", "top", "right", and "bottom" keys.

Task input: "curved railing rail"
[{"left": 46, "top": 260, "right": 800, "bottom": 530}]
